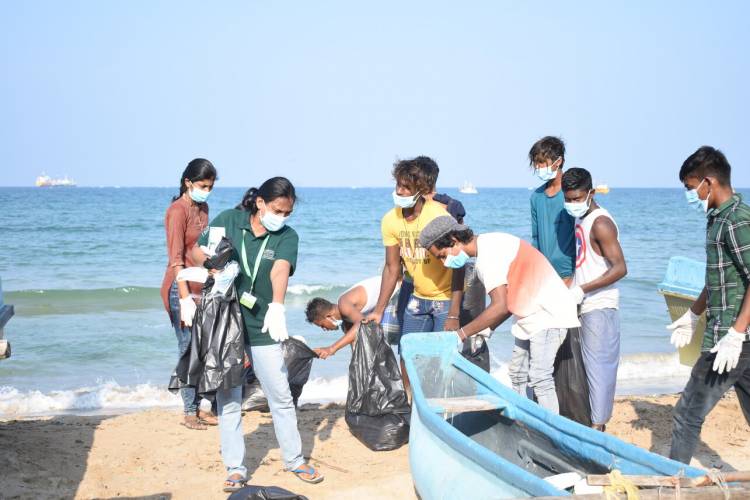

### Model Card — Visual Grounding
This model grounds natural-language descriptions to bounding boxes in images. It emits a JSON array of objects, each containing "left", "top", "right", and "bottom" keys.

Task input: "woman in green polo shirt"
[{"left": 193, "top": 177, "right": 323, "bottom": 492}]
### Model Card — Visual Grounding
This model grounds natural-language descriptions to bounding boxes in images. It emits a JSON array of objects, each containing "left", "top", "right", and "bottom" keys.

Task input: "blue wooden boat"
[{"left": 401, "top": 332, "right": 705, "bottom": 499}]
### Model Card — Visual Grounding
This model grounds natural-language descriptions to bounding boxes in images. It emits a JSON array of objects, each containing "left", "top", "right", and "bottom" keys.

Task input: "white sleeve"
[{"left": 475, "top": 234, "right": 512, "bottom": 293}]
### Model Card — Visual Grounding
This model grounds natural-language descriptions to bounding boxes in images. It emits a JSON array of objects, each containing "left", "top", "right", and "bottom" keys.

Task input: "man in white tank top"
[
  {"left": 562, "top": 168, "right": 628, "bottom": 431},
  {"left": 305, "top": 276, "right": 400, "bottom": 359}
]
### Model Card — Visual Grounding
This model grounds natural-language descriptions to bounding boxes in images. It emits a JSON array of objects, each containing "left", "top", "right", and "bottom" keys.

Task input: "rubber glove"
[
  {"left": 179, "top": 297, "right": 197, "bottom": 327},
  {"left": 570, "top": 286, "right": 585, "bottom": 305},
  {"left": 666, "top": 309, "right": 699, "bottom": 348},
  {"left": 262, "top": 303, "right": 289, "bottom": 342},
  {"left": 710, "top": 327, "right": 746, "bottom": 374}
]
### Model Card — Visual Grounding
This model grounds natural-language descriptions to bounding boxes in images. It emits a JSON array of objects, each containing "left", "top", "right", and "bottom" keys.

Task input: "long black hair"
[
  {"left": 173, "top": 158, "right": 217, "bottom": 201},
  {"left": 236, "top": 177, "right": 297, "bottom": 214}
]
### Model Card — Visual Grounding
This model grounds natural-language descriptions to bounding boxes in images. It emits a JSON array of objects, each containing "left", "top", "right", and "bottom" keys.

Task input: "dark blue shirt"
[{"left": 530, "top": 185, "right": 576, "bottom": 278}]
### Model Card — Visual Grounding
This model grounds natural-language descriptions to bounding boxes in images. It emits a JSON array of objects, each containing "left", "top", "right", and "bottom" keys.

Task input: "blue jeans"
[
  {"left": 217, "top": 343, "right": 305, "bottom": 479},
  {"left": 169, "top": 282, "right": 199, "bottom": 415},
  {"left": 669, "top": 342, "right": 750, "bottom": 464},
  {"left": 509, "top": 328, "right": 567, "bottom": 414},
  {"left": 399, "top": 294, "right": 451, "bottom": 353}
]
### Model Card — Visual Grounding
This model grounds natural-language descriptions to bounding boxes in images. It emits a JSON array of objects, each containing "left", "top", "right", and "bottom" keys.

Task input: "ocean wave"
[
  {"left": 0, "top": 352, "right": 694, "bottom": 417},
  {"left": 6, "top": 287, "right": 162, "bottom": 315},
  {"left": 0, "top": 381, "right": 181, "bottom": 417},
  {"left": 6, "top": 283, "right": 348, "bottom": 315}
]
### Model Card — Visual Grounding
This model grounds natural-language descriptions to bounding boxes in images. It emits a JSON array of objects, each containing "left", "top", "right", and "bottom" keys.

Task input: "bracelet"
[{"left": 446, "top": 315, "right": 460, "bottom": 320}]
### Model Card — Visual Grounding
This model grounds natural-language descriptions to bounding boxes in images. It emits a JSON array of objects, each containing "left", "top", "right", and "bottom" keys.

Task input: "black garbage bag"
[
  {"left": 345, "top": 321, "right": 410, "bottom": 451},
  {"left": 281, "top": 337, "right": 318, "bottom": 406},
  {"left": 553, "top": 327, "right": 592, "bottom": 426},
  {"left": 228, "top": 485, "right": 308, "bottom": 500},
  {"left": 203, "top": 236, "right": 235, "bottom": 270},
  {"left": 169, "top": 280, "right": 245, "bottom": 397}
]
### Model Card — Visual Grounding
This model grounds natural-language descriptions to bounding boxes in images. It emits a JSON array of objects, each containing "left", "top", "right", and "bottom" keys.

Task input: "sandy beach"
[{"left": 1, "top": 393, "right": 748, "bottom": 500}]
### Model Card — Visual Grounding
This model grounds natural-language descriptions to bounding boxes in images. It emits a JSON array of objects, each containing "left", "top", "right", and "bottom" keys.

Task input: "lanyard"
[{"left": 240, "top": 229, "right": 270, "bottom": 292}]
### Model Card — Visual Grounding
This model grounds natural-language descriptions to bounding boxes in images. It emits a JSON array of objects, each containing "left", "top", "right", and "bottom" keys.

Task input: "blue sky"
[{"left": 1, "top": 1, "right": 748, "bottom": 188}]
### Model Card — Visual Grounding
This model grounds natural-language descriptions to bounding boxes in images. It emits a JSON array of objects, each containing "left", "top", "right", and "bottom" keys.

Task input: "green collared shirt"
[
  {"left": 703, "top": 194, "right": 750, "bottom": 350},
  {"left": 198, "top": 209, "right": 299, "bottom": 346}
]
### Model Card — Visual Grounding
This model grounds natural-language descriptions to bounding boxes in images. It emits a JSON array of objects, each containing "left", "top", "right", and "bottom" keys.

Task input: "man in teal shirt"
[{"left": 528, "top": 136, "right": 576, "bottom": 283}]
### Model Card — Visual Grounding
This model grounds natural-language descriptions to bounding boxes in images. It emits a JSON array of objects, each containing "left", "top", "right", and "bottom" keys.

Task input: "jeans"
[
  {"left": 399, "top": 294, "right": 451, "bottom": 353},
  {"left": 579, "top": 308, "right": 620, "bottom": 425},
  {"left": 669, "top": 342, "right": 750, "bottom": 464},
  {"left": 169, "top": 282, "right": 199, "bottom": 415},
  {"left": 509, "top": 328, "right": 567, "bottom": 414},
  {"left": 217, "top": 343, "right": 305, "bottom": 479}
]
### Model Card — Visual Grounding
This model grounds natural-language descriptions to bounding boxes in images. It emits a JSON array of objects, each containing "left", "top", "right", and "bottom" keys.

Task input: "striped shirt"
[{"left": 704, "top": 194, "right": 750, "bottom": 350}]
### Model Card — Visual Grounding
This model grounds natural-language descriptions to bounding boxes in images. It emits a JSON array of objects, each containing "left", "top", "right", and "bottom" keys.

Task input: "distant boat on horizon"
[
  {"left": 459, "top": 181, "right": 478, "bottom": 194},
  {"left": 595, "top": 183, "right": 610, "bottom": 194},
  {"left": 35, "top": 173, "right": 76, "bottom": 187}
]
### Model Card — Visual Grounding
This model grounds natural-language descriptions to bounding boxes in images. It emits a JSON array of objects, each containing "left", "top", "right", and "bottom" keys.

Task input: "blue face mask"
[
  {"left": 685, "top": 179, "right": 710, "bottom": 213},
  {"left": 189, "top": 187, "right": 211, "bottom": 203},
  {"left": 564, "top": 193, "right": 591, "bottom": 218},
  {"left": 443, "top": 249, "right": 470, "bottom": 269},
  {"left": 392, "top": 191, "right": 420, "bottom": 209},
  {"left": 261, "top": 210, "right": 288, "bottom": 232},
  {"left": 534, "top": 157, "right": 561, "bottom": 182}
]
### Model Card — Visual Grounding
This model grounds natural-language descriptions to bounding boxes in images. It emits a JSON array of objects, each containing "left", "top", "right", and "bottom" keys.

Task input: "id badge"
[{"left": 240, "top": 291, "right": 257, "bottom": 309}]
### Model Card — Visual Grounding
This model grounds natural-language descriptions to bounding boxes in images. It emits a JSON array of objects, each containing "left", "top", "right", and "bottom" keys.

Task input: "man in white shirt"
[{"left": 419, "top": 216, "right": 580, "bottom": 414}]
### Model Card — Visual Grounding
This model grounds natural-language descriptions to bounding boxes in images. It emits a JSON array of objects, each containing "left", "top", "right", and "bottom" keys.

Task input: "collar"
[{"left": 708, "top": 193, "right": 742, "bottom": 219}]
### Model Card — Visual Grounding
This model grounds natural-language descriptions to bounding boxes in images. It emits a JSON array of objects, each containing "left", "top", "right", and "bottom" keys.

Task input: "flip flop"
[
  {"left": 180, "top": 415, "right": 207, "bottom": 430},
  {"left": 222, "top": 476, "right": 247, "bottom": 493},
  {"left": 290, "top": 464, "right": 324, "bottom": 484},
  {"left": 197, "top": 410, "right": 218, "bottom": 426}
]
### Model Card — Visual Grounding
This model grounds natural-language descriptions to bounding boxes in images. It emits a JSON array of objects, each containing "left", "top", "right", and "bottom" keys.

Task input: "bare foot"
[
  {"left": 198, "top": 409, "right": 218, "bottom": 426},
  {"left": 181, "top": 415, "right": 207, "bottom": 430}
]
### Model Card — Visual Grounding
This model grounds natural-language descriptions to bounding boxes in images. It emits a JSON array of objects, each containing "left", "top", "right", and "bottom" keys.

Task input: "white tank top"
[{"left": 574, "top": 208, "right": 619, "bottom": 313}]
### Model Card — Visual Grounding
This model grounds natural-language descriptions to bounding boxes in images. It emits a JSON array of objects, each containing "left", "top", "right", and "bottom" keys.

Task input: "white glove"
[
  {"left": 710, "top": 327, "right": 746, "bottom": 374},
  {"left": 179, "top": 297, "right": 197, "bottom": 327},
  {"left": 262, "top": 303, "right": 289, "bottom": 342},
  {"left": 666, "top": 309, "right": 699, "bottom": 348},
  {"left": 570, "top": 286, "right": 585, "bottom": 305}
]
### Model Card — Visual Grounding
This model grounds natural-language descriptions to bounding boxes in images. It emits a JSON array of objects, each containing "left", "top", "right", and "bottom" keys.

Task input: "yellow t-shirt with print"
[{"left": 381, "top": 200, "right": 453, "bottom": 300}]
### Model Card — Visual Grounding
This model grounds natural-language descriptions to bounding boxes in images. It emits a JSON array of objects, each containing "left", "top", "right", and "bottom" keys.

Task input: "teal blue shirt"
[{"left": 530, "top": 186, "right": 576, "bottom": 279}]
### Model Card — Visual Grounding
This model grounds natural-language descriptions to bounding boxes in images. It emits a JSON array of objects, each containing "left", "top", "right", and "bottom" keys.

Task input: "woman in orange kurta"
[{"left": 161, "top": 158, "right": 217, "bottom": 430}]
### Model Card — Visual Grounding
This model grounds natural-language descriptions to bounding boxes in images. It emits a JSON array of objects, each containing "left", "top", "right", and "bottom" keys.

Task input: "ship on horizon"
[{"left": 35, "top": 173, "right": 77, "bottom": 187}]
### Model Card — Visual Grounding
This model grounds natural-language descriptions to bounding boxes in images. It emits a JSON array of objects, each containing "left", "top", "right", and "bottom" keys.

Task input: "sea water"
[{"left": 0, "top": 186, "right": 728, "bottom": 416}]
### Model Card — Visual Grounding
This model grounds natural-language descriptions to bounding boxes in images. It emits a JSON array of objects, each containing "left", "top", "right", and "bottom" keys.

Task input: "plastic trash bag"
[
  {"left": 227, "top": 485, "right": 308, "bottom": 500},
  {"left": 169, "top": 274, "right": 245, "bottom": 397},
  {"left": 242, "top": 336, "right": 317, "bottom": 410},
  {"left": 281, "top": 336, "right": 318, "bottom": 407},
  {"left": 345, "top": 321, "right": 410, "bottom": 451},
  {"left": 203, "top": 236, "right": 235, "bottom": 270},
  {"left": 553, "top": 327, "right": 592, "bottom": 426}
]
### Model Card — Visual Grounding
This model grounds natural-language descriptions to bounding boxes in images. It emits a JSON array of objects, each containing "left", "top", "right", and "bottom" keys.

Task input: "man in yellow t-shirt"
[{"left": 367, "top": 157, "right": 464, "bottom": 389}]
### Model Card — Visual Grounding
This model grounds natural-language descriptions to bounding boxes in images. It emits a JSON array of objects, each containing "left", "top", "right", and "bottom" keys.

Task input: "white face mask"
[
  {"left": 685, "top": 179, "right": 711, "bottom": 213},
  {"left": 329, "top": 317, "right": 342, "bottom": 328},
  {"left": 260, "top": 210, "right": 288, "bottom": 232},
  {"left": 392, "top": 191, "right": 420, "bottom": 208},
  {"left": 564, "top": 192, "right": 592, "bottom": 218}
]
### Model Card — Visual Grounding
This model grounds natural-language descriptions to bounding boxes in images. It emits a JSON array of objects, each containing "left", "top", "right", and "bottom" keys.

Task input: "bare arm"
[
  {"left": 460, "top": 285, "right": 512, "bottom": 336},
  {"left": 444, "top": 267, "right": 465, "bottom": 331},
  {"left": 366, "top": 245, "right": 401, "bottom": 322},
  {"left": 338, "top": 286, "right": 365, "bottom": 325},
  {"left": 270, "top": 259, "right": 291, "bottom": 304},
  {"left": 690, "top": 287, "right": 707, "bottom": 315},
  {"left": 579, "top": 217, "right": 627, "bottom": 294}
]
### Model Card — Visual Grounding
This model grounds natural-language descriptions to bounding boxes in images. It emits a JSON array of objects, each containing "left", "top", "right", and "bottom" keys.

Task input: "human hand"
[
  {"left": 262, "top": 303, "right": 289, "bottom": 342},
  {"left": 314, "top": 346, "right": 336, "bottom": 360},
  {"left": 666, "top": 309, "right": 699, "bottom": 349},
  {"left": 569, "top": 286, "right": 585, "bottom": 305},
  {"left": 364, "top": 311, "right": 382, "bottom": 324},
  {"left": 179, "top": 297, "right": 197, "bottom": 327},
  {"left": 710, "top": 327, "right": 746, "bottom": 374},
  {"left": 444, "top": 317, "right": 460, "bottom": 332}
]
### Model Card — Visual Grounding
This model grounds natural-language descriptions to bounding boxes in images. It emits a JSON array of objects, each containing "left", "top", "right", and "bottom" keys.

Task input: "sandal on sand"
[
  {"left": 222, "top": 475, "right": 247, "bottom": 493},
  {"left": 181, "top": 415, "right": 207, "bottom": 430},
  {"left": 290, "top": 464, "right": 324, "bottom": 484},
  {"left": 197, "top": 410, "right": 218, "bottom": 426}
]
